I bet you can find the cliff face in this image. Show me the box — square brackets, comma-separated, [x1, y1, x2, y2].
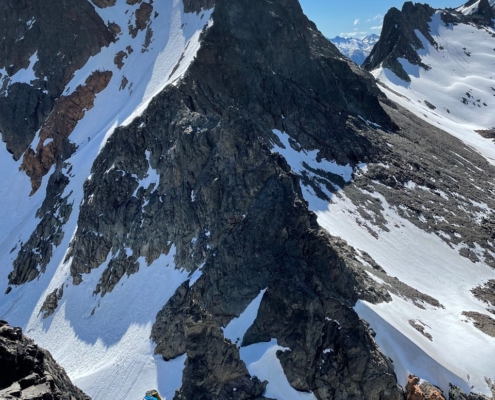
[0, 0, 114, 160]
[62, 0, 403, 398]
[0, 321, 90, 400]
[362, 2, 436, 81]
[1, 0, 495, 399]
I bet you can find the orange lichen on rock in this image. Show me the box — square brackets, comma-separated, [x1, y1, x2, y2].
[21, 70, 112, 194]
[406, 375, 424, 400]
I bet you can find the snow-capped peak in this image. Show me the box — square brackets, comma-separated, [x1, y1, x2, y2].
[329, 34, 379, 65]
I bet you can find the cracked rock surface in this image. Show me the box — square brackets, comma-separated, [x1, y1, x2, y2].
[0, 320, 90, 400]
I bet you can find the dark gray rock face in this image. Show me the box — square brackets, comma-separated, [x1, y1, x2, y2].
[464, 0, 495, 26]
[173, 303, 270, 400]
[0, 0, 114, 159]
[449, 384, 491, 400]
[92, 0, 117, 8]
[9, 164, 74, 286]
[362, 2, 435, 81]
[182, 0, 215, 14]
[57, 0, 403, 398]
[0, 321, 90, 400]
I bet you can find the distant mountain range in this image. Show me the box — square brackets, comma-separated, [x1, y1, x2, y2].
[329, 34, 379, 65]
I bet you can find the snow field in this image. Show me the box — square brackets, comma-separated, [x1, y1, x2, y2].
[317, 190, 495, 396]
[373, 11, 495, 165]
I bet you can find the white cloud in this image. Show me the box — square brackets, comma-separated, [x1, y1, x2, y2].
[367, 14, 384, 22]
[370, 25, 382, 30]
[354, 18, 360, 25]
[339, 31, 368, 38]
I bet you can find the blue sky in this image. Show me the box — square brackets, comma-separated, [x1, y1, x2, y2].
[298, 0, 466, 38]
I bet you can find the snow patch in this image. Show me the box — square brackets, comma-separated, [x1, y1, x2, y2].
[223, 289, 266, 346]
[240, 339, 317, 400]
[271, 129, 355, 210]
[7, 51, 38, 86]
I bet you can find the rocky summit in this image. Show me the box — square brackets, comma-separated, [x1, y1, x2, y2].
[0, 0, 495, 399]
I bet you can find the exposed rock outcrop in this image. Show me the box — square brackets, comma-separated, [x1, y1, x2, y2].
[462, 311, 495, 338]
[406, 375, 446, 400]
[406, 375, 425, 400]
[173, 303, 269, 399]
[0, 0, 114, 160]
[20, 70, 112, 194]
[182, 0, 216, 14]
[420, 381, 446, 400]
[9, 165, 73, 286]
[60, 0, 403, 398]
[129, 2, 153, 38]
[362, 2, 436, 81]
[462, 0, 495, 26]
[39, 286, 64, 319]
[92, 0, 116, 8]
[449, 384, 492, 400]
[0, 321, 90, 400]
[472, 280, 495, 310]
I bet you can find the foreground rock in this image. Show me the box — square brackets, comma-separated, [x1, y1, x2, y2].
[0, 320, 90, 400]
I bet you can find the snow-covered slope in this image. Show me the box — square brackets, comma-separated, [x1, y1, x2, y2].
[372, 11, 495, 165]
[272, 125, 495, 397]
[321, 193, 495, 397]
[0, 1, 213, 398]
[458, 0, 495, 15]
[330, 34, 379, 65]
[270, 9, 495, 392]
[331, 8, 495, 395]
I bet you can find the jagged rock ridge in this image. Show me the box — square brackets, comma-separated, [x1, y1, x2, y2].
[0, 320, 90, 400]
[63, 0, 404, 398]
[1, 0, 495, 399]
[363, 0, 495, 80]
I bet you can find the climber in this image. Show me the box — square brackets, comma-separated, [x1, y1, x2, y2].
[143, 389, 163, 400]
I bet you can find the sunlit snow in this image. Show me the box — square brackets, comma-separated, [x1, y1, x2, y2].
[240, 340, 317, 400]
[373, 11, 495, 165]
[317, 190, 495, 396]
[0, 0, 214, 398]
